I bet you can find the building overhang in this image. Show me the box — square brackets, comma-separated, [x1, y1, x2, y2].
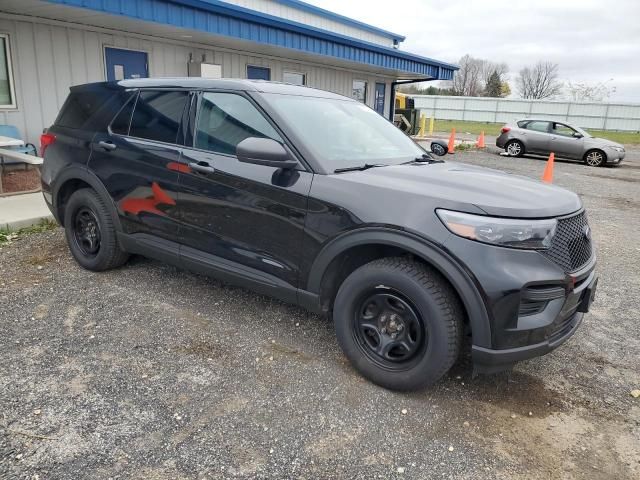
[1, 0, 457, 80]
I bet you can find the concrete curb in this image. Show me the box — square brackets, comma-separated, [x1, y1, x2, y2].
[0, 192, 54, 231]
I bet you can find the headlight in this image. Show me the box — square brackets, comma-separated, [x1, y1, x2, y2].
[436, 209, 557, 250]
[609, 146, 624, 153]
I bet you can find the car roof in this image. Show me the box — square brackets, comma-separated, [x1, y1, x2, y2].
[518, 118, 569, 125]
[71, 78, 350, 100]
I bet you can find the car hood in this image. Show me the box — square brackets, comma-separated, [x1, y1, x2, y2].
[586, 137, 624, 149]
[337, 161, 582, 218]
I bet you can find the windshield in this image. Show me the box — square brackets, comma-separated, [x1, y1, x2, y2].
[264, 94, 425, 170]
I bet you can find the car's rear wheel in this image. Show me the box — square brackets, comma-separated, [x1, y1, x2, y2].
[64, 188, 129, 271]
[505, 139, 524, 157]
[584, 149, 606, 167]
[333, 257, 463, 391]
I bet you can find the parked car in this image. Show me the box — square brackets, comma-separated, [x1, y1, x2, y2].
[496, 118, 625, 167]
[41, 79, 598, 390]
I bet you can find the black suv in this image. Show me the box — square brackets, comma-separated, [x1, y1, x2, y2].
[41, 79, 597, 390]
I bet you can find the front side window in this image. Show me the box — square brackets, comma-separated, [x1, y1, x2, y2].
[283, 72, 306, 86]
[128, 90, 189, 143]
[0, 34, 16, 108]
[195, 92, 282, 155]
[526, 121, 550, 133]
[552, 123, 577, 137]
[264, 94, 424, 171]
[352, 80, 367, 103]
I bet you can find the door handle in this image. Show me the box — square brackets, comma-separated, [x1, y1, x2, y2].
[189, 162, 215, 174]
[98, 141, 117, 151]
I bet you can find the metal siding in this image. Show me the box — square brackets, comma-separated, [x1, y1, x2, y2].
[42, 0, 455, 78]
[0, 17, 397, 144]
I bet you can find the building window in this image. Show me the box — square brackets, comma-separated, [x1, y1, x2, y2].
[0, 34, 16, 108]
[283, 71, 306, 86]
[247, 65, 271, 81]
[352, 80, 367, 104]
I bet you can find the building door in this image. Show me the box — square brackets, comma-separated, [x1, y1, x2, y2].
[247, 65, 271, 80]
[374, 82, 386, 115]
[105, 47, 148, 81]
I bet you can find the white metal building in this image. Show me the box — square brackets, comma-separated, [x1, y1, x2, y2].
[0, 0, 457, 145]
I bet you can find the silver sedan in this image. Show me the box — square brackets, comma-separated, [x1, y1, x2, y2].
[496, 119, 625, 167]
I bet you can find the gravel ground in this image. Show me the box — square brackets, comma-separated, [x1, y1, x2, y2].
[1, 147, 639, 479]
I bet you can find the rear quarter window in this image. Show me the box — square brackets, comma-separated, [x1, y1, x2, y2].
[55, 87, 130, 131]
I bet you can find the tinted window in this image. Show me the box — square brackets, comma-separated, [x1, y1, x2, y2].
[56, 87, 126, 130]
[110, 93, 137, 135]
[247, 65, 270, 80]
[195, 92, 281, 155]
[129, 90, 189, 143]
[525, 121, 550, 133]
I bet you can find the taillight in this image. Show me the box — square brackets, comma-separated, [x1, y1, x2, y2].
[40, 133, 56, 157]
[501, 126, 511, 134]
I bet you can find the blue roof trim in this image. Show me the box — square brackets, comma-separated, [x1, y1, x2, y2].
[268, 0, 406, 42]
[43, 0, 457, 79]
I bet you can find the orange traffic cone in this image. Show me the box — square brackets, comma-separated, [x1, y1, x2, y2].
[447, 128, 456, 154]
[542, 152, 555, 183]
[476, 131, 486, 148]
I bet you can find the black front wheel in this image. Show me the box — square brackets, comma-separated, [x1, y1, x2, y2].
[333, 258, 463, 391]
[64, 188, 129, 271]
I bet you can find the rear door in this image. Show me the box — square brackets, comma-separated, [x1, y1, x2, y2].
[549, 122, 584, 159]
[521, 120, 551, 154]
[89, 89, 190, 242]
[176, 90, 312, 296]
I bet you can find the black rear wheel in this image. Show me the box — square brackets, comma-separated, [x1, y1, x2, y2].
[64, 189, 129, 271]
[334, 257, 463, 390]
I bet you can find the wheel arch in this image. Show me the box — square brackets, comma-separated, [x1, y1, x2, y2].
[305, 228, 492, 348]
[583, 148, 607, 165]
[52, 166, 122, 231]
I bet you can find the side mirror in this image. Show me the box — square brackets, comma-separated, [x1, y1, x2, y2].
[236, 137, 298, 169]
[573, 132, 583, 139]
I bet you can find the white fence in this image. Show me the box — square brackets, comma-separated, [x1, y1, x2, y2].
[412, 95, 640, 132]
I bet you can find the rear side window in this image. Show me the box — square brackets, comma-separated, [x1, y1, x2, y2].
[128, 90, 189, 144]
[524, 120, 550, 133]
[56, 87, 127, 131]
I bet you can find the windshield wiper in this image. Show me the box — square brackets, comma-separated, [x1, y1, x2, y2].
[405, 153, 444, 165]
[334, 163, 387, 173]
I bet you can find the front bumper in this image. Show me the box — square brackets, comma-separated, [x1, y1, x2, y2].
[443, 232, 597, 372]
[606, 150, 625, 164]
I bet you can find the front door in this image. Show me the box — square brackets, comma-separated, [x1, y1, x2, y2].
[549, 122, 585, 159]
[105, 47, 149, 81]
[177, 91, 312, 294]
[374, 83, 386, 115]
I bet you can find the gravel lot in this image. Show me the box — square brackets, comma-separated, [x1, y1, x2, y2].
[1, 147, 639, 479]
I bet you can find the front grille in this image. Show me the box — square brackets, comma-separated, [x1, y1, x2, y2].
[542, 211, 593, 272]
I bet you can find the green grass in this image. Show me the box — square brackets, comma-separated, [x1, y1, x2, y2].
[0, 218, 58, 244]
[430, 119, 640, 145]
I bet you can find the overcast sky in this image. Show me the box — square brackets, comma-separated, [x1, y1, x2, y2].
[307, 0, 640, 101]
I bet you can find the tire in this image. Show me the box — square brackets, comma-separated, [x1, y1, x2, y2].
[63, 188, 129, 271]
[505, 139, 524, 157]
[584, 149, 606, 167]
[333, 257, 463, 391]
[430, 142, 447, 156]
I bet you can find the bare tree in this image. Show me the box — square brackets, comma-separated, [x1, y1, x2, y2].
[451, 54, 483, 96]
[516, 62, 563, 99]
[566, 80, 616, 102]
[481, 60, 508, 88]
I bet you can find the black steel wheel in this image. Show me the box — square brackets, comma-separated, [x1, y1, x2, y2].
[353, 289, 426, 370]
[72, 207, 102, 257]
[64, 188, 129, 271]
[334, 257, 463, 391]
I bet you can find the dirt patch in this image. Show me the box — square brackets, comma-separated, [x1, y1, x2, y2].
[0, 167, 41, 194]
